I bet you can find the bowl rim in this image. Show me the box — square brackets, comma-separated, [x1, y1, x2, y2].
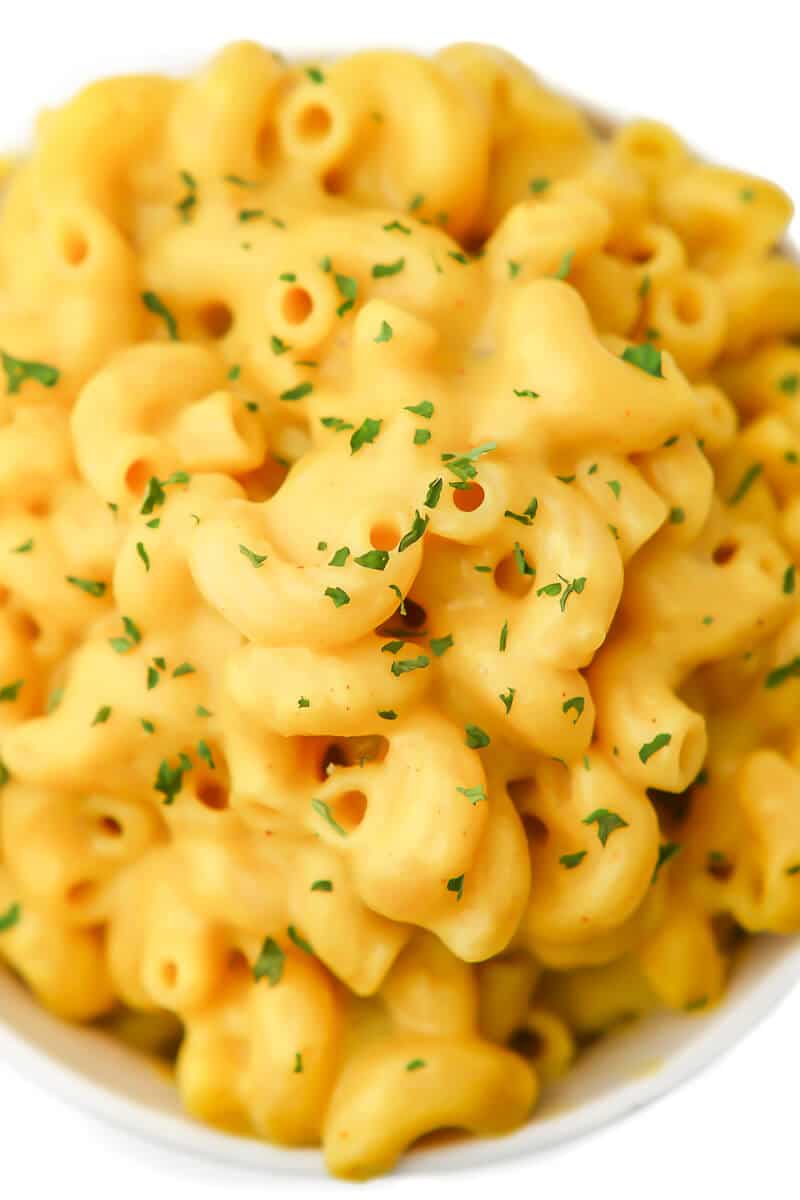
[2, 938, 800, 1177]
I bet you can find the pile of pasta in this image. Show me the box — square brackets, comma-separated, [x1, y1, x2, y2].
[2, 41, 800, 1180]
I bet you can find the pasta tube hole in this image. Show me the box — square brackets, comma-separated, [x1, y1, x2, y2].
[160, 960, 179, 988]
[226, 948, 250, 976]
[330, 789, 368, 832]
[320, 735, 389, 777]
[521, 813, 549, 845]
[712, 540, 738, 565]
[61, 227, 89, 266]
[509, 1027, 544, 1061]
[370, 522, 401, 551]
[452, 483, 485, 513]
[125, 459, 155, 497]
[707, 854, 735, 882]
[198, 301, 234, 339]
[196, 779, 229, 811]
[673, 287, 703, 324]
[323, 167, 347, 195]
[494, 553, 535, 596]
[281, 286, 314, 324]
[97, 815, 123, 838]
[295, 103, 333, 141]
[65, 879, 98, 905]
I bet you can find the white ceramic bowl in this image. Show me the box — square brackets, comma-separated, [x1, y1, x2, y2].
[2, 935, 800, 1176]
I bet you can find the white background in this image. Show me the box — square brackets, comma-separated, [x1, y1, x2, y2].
[1, 1, 797, 1196]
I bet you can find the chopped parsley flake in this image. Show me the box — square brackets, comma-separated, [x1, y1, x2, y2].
[499, 620, 509, 652]
[0, 902, 21, 932]
[424, 477, 443, 508]
[324, 586, 350, 608]
[441, 442, 496, 486]
[374, 320, 393, 343]
[512, 542, 535, 576]
[621, 342, 663, 378]
[390, 655, 429, 676]
[377, 709, 398, 720]
[456, 785, 486, 805]
[141, 291, 179, 341]
[669, 507, 685, 524]
[350, 417, 382, 453]
[429, 633, 453, 657]
[513, 388, 539, 398]
[306, 66, 325, 84]
[562, 696, 584, 724]
[329, 546, 350, 567]
[66, 576, 106, 598]
[253, 936, 284, 985]
[311, 796, 347, 836]
[607, 480, 621, 499]
[508, 260, 521, 279]
[0, 680, 23, 703]
[136, 542, 150, 571]
[372, 258, 405, 278]
[414, 428, 431, 445]
[91, 705, 111, 726]
[140, 719, 155, 734]
[537, 574, 586, 611]
[1, 350, 60, 395]
[504, 498, 538, 526]
[321, 416, 354, 433]
[652, 841, 681, 882]
[11, 538, 33, 554]
[335, 274, 358, 318]
[529, 177, 550, 193]
[176, 169, 197, 222]
[779, 373, 799, 395]
[406, 400, 434, 418]
[406, 1058, 426, 1071]
[154, 757, 189, 805]
[560, 851, 587, 869]
[553, 250, 574, 280]
[583, 808, 629, 846]
[280, 381, 313, 402]
[447, 874, 464, 901]
[639, 732, 672, 762]
[384, 220, 411, 234]
[499, 687, 516, 714]
[271, 335, 290, 355]
[765, 656, 800, 689]
[239, 544, 267, 568]
[294, 1052, 303, 1073]
[465, 724, 490, 749]
[728, 463, 762, 504]
[354, 549, 389, 571]
[398, 510, 429, 552]
[784, 565, 796, 595]
[288, 925, 314, 955]
[311, 879, 333, 891]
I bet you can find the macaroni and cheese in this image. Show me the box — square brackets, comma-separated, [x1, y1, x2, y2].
[1, 41, 799, 1180]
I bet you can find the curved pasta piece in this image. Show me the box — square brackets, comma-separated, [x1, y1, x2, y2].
[516, 753, 660, 952]
[323, 1033, 537, 1180]
[72, 344, 264, 508]
[380, 931, 478, 1035]
[0, 867, 114, 1020]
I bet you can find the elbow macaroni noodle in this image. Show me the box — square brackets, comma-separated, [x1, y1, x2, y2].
[0, 40, 799, 1179]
